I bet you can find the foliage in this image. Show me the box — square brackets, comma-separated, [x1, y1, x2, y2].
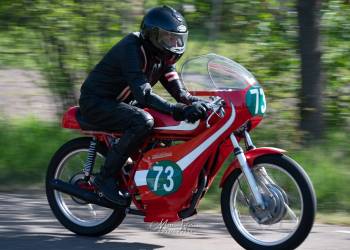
[322, 1, 350, 126]
[0, 0, 141, 114]
[0, 119, 76, 186]
[0, 0, 349, 128]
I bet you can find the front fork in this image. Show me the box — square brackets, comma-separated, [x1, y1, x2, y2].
[230, 131, 265, 209]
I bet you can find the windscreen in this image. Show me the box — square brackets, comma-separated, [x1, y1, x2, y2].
[180, 54, 258, 91]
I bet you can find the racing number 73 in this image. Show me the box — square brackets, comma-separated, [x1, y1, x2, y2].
[153, 166, 174, 192]
[248, 87, 266, 115]
[146, 161, 183, 196]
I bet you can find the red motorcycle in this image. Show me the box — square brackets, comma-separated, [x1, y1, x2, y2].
[46, 54, 316, 250]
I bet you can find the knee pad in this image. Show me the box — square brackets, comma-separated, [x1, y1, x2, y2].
[144, 117, 154, 131]
[132, 111, 154, 135]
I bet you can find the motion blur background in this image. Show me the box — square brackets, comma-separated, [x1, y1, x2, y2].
[0, 0, 349, 222]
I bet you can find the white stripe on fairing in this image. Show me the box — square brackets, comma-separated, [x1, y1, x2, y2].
[134, 170, 148, 186]
[154, 120, 199, 131]
[176, 103, 236, 170]
[133, 103, 236, 186]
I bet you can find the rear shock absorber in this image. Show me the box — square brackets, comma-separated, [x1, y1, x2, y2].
[83, 137, 97, 180]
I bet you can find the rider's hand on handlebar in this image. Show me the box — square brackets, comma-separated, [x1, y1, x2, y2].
[172, 102, 209, 123]
[192, 100, 211, 113]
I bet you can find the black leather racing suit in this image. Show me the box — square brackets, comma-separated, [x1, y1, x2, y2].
[79, 32, 198, 178]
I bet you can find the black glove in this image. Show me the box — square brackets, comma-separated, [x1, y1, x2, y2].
[192, 100, 211, 113]
[172, 102, 208, 123]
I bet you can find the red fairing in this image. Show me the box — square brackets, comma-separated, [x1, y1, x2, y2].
[62, 106, 81, 130]
[132, 103, 236, 222]
[219, 147, 286, 187]
[144, 108, 179, 127]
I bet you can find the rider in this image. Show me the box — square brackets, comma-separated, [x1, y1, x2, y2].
[79, 6, 209, 205]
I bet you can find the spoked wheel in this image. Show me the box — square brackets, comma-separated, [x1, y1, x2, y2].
[46, 137, 126, 236]
[221, 154, 316, 250]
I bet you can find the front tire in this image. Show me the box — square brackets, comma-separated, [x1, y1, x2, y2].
[46, 137, 126, 236]
[221, 154, 316, 250]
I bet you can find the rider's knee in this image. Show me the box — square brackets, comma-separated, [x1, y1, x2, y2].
[144, 117, 154, 131]
[133, 111, 154, 134]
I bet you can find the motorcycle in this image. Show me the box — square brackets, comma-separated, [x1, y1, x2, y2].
[46, 53, 316, 250]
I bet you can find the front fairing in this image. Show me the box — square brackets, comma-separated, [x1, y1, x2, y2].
[181, 54, 266, 128]
[180, 53, 259, 91]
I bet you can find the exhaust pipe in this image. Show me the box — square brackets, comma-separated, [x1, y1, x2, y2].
[49, 179, 119, 209]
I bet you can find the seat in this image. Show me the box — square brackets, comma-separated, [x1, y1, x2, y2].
[62, 106, 118, 133]
[76, 109, 105, 131]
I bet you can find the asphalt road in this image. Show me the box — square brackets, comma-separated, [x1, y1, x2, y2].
[0, 191, 349, 250]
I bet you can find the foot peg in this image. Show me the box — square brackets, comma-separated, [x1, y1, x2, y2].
[120, 190, 130, 198]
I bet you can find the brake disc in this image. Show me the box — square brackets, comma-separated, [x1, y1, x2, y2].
[249, 184, 288, 225]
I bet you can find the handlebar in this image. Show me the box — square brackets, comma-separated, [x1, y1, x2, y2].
[205, 96, 225, 128]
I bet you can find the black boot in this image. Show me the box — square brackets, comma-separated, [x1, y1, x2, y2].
[93, 175, 129, 206]
[94, 119, 153, 206]
[93, 149, 129, 206]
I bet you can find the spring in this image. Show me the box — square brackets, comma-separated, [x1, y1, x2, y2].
[83, 138, 97, 177]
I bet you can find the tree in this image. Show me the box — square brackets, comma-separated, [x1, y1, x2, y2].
[297, 0, 324, 140]
[0, 0, 125, 115]
[209, 0, 223, 40]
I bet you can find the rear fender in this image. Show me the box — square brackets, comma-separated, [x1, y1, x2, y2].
[62, 106, 80, 129]
[219, 147, 286, 187]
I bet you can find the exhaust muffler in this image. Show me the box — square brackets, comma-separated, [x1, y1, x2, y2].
[49, 179, 118, 209]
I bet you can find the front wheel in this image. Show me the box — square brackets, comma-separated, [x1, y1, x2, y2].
[221, 154, 316, 250]
[46, 137, 126, 236]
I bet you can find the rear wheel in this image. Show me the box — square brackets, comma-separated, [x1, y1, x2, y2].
[46, 137, 126, 236]
[221, 154, 316, 250]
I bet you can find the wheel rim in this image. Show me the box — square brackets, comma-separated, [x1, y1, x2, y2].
[229, 163, 303, 246]
[53, 149, 114, 227]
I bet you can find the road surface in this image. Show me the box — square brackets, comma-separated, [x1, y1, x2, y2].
[0, 191, 349, 250]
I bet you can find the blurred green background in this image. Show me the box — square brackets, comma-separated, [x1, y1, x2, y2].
[0, 0, 349, 221]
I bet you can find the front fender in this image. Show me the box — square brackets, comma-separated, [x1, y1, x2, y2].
[219, 147, 286, 187]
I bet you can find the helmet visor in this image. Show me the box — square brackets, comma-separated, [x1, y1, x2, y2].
[157, 28, 188, 54]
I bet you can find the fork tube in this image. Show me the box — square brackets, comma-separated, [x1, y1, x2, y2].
[244, 130, 256, 150]
[244, 131, 272, 185]
[230, 134, 265, 208]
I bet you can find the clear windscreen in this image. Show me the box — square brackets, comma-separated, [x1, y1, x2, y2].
[180, 54, 258, 91]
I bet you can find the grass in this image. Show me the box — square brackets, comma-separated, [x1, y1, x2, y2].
[0, 118, 76, 187]
[289, 134, 350, 213]
[316, 212, 350, 226]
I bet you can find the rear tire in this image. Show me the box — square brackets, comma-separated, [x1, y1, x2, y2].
[221, 154, 316, 250]
[46, 137, 126, 236]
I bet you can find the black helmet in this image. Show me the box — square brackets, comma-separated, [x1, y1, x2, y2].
[140, 6, 188, 65]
